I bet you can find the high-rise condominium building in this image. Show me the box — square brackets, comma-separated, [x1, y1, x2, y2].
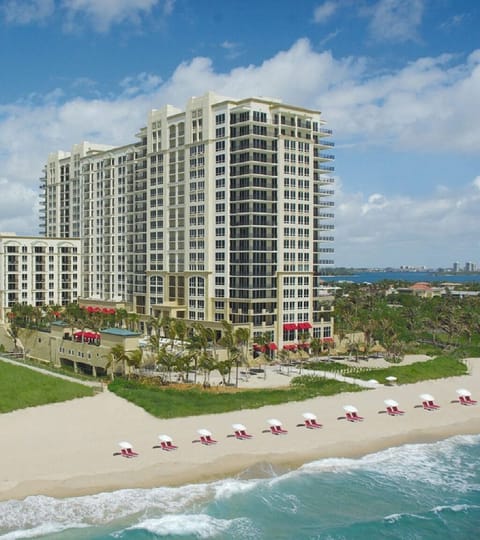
[41, 92, 335, 347]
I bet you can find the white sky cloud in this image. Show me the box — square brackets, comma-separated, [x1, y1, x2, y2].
[1, 0, 54, 24]
[61, 0, 160, 32]
[366, 0, 425, 43]
[335, 177, 480, 267]
[0, 38, 478, 265]
[313, 1, 339, 24]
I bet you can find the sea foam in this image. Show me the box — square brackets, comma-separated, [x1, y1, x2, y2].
[120, 514, 251, 538]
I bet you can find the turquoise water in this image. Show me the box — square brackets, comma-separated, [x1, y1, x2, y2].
[1, 434, 479, 539]
[322, 271, 480, 284]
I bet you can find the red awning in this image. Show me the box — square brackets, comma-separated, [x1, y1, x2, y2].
[283, 344, 297, 351]
[297, 322, 312, 330]
[268, 343, 278, 350]
[298, 342, 310, 349]
[322, 337, 334, 342]
[283, 323, 298, 331]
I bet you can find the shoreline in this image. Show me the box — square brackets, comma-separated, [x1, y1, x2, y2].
[1, 358, 480, 502]
[6, 420, 480, 503]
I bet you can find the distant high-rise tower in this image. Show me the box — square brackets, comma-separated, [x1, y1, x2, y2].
[41, 93, 335, 347]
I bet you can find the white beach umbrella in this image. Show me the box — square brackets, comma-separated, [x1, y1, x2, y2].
[197, 428, 212, 437]
[232, 423, 247, 431]
[118, 441, 133, 449]
[367, 379, 379, 386]
[385, 376, 397, 383]
[384, 399, 399, 408]
[343, 405, 358, 414]
[158, 434, 173, 443]
[268, 418, 283, 427]
[419, 393, 435, 401]
[456, 389, 472, 397]
[302, 412, 317, 421]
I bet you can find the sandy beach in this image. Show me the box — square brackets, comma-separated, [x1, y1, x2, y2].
[1, 357, 480, 502]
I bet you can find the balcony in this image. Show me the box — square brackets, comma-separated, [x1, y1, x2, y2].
[314, 152, 335, 160]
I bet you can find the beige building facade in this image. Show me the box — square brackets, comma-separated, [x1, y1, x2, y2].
[0, 233, 81, 322]
[41, 93, 335, 348]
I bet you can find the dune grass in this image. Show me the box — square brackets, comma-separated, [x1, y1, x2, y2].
[0, 361, 94, 413]
[108, 377, 364, 419]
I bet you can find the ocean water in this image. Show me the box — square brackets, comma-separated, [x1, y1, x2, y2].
[322, 271, 480, 284]
[1, 435, 479, 539]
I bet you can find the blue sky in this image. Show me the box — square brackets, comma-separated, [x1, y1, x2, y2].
[1, 0, 479, 268]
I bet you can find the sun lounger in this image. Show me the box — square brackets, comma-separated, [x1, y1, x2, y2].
[302, 412, 322, 429]
[268, 419, 288, 435]
[386, 405, 405, 415]
[118, 441, 138, 457]
[197, 429, 217, 445]
[384, 399, 405, 416]
[158, 435, 178, 451]
[420, 394, 440, 411]
[457, 389, 477, 406]
[343, 406, 364, 422]
[232, 423, 253, 439]
[422, 401, 438, 410]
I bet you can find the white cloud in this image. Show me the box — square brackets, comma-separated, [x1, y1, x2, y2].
[313, 1, 338, 24]
[1, 0, 54, 25]
[220, 40, 243, 60]
[0, 38, 479, 266]
[335, 177, 480, 267]
[61, 0, 160, 32]
[119, 73, 163, 97]
[2, 0, 173, 31]
[366, 0, 425, 43]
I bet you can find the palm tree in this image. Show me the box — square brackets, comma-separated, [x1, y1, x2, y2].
[127, 348, 144, 375]
[156, 345, 177, 382]
[198, 350, 217, 386]
[234, 326, 251, 386]
[185, 324, 206, 384]
[219, 321, 239, 384]
[105, 344, 129, 379]
[6, 321, 21, 354]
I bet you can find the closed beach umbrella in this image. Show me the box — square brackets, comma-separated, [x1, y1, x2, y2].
[158, 435, 173, 443]
[302, 412, 317, 421]
[456, 389, 471, 397]
[197, 428, 212, 437]
[232, 423, 247, 432]
[268, 418, 283, 427]
[420, 393, 435, 402]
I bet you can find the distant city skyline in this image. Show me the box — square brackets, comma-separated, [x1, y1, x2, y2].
[0, 0, 479, 267]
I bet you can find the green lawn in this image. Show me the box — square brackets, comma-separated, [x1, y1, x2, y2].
[108, 377, 364, 419]
[0, 361, 94, 413]
[109, 356, 470, 419]
[309, 356, 468, 385]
